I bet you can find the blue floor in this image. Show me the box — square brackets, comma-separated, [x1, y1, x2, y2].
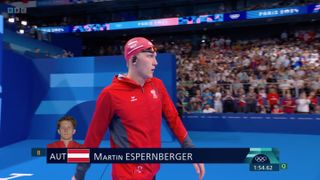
[1, 131, 320, 180]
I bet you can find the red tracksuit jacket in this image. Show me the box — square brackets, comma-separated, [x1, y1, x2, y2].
[47, 141, 82, 148]
[84, 75, 194, 180]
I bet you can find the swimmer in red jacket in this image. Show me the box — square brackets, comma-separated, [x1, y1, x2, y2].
[73, 37, 205, 180]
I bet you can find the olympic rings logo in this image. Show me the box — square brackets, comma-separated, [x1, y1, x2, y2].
[254, 155, 267, 163]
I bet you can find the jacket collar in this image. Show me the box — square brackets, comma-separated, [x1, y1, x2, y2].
[113, 74, 152, 87]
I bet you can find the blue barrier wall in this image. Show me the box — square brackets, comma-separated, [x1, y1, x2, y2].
[0, 49, 35, 147]
[0, 52, 176, 147]
[183, 113, 320, 135]
[0, 15, 3, 145]
[28, 53, 176, 143]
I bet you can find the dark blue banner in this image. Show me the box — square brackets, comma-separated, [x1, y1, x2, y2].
[224, 11, 246, 21]
[37, 4, 316, 34]
[37, 0, 97, 7]
[89, 148, 249, 163]
[308, 4, 320, 13]
[46, 148, 251, 163]
[37, 26, 72, 33]
[247, 6, 307, 19]
[45, 148, 284, 164]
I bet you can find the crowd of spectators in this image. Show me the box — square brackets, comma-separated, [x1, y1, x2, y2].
[163, 29, 320, 114]
[80, 27, 320, 115]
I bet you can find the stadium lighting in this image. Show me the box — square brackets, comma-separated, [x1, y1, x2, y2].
[18, 29, 24, 34]
[8, 17, 15, 23]
[21, 20, 27, 26]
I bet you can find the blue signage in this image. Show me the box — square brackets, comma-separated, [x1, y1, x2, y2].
[36, 4, 315, 34]
[37, 0, 97, 7]
[224, 11, 246, 21]
[247, 6, 307, 19]
[196, 14, 224, 23]
[72, 24, 108, 32]
[308, 4, 320, 13]
[109, 18, 178, 30]
[178, 14, 223, 25]
[109, 21, 139, 30]
[37, 26, 71, 33]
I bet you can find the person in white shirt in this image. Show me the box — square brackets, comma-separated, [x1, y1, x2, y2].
[296, 92, 311, 113]
[214, 89, 223, 113]
[202, 104, 216, 113]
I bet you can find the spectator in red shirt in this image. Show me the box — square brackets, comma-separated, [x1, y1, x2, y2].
[282, 93, 296, 114]
[267, 88, 280, 109]
[47, 116, 82, 148]
[308, 91, 318, 113]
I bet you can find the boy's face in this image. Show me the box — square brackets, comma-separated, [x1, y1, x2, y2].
[134, 51, 158, 79]
[58, 120, 75, 141]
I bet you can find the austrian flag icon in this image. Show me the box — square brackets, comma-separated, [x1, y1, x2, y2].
[67, 149, 90, 163]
